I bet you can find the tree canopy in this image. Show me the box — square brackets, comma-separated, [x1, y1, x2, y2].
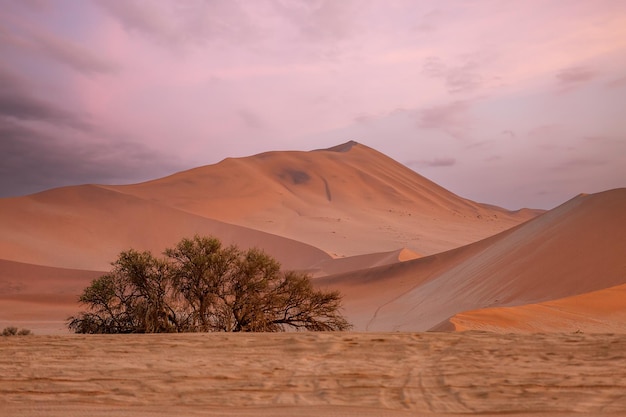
[68, 236, 351, 333]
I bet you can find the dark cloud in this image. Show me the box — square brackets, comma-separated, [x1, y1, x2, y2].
[555, 66, 597, 91]
[406, 157, 456, 168]
[417, 101, 472, 139]
[0, 120, 184, 198]
[0, 67, 91, 130]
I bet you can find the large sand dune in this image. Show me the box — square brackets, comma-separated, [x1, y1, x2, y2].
[103, 141, 537, 257]
[0, 184, 330, 271]
[318, 188, 626, 332]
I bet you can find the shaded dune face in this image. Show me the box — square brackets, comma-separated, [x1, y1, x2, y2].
[317, 188, 626, 332]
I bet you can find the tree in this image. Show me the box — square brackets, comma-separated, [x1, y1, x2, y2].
[68, 250, 179, 334]
[68, 236, 351, 333]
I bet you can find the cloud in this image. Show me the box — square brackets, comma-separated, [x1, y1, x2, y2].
[0, 120, 184, 198]
[422, 56, 483, 93]
[555, 66, 597, 91]
[28, 31, 118, 75]
[551, 156, 607, 171]
[606, 75, 626, 89]
[94, 0, 255, 48]
[417, 101, 472, 139]
[501, 130, 516, 139]
[238, 109, 266, 130]
[406, 157, 457, 168]
[414, 9, 443, 32]
[0, 67, 92, 130]
[0, 11, 117, 76]
[527, 124, 562, 138]
[272, 0, 357, 43]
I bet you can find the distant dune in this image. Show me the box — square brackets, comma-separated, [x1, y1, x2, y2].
[0, 184, 330, 271]
[103, 141, 537, 257]
[0, 141, 624, 334]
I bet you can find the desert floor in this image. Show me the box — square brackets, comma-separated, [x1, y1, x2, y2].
[1, 332, 625, 417]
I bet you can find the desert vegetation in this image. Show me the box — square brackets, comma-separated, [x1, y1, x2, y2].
[68, 235, 351, 333]
[2, 326, 32, 336]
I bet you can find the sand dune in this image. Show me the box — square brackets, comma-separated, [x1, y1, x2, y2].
[2, 332, 625, 417]
[0, 259, 103, 334]
[0, 184, 330, 271]
[307, 248, 421, 278]
[449, 283, 626, 333]
[104, 141, 537, 257]
[318, 188, 626, 331]
[0, 142, 623, 336]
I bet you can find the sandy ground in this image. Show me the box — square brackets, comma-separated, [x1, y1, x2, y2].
[1, 332, 625, 417]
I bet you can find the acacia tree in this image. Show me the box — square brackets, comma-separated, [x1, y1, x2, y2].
[68, 236, 351, 333]
[68, 250, 179, 334]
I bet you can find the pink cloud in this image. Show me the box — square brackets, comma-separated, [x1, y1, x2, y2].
[555, 66, 597, 92]
[418, 101, 473, 139]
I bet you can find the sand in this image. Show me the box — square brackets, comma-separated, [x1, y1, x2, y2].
[450, 283, 626, 333]
[318, 188, 626, 332]
[2, 332, 625, 417]
[101, 142, 538, 257]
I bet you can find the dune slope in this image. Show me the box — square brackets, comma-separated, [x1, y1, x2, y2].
[449, 283, 626, 333]
[318, 188, 626, 331]
[104, 141, 538, 257]
[0, 184, 331, 271]
[0, 259, 103, 334]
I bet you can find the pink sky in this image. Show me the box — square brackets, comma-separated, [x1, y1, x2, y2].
[1, 0, 625, 209]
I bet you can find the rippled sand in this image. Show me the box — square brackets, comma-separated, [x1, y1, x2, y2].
[2, 332, 625, 416]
